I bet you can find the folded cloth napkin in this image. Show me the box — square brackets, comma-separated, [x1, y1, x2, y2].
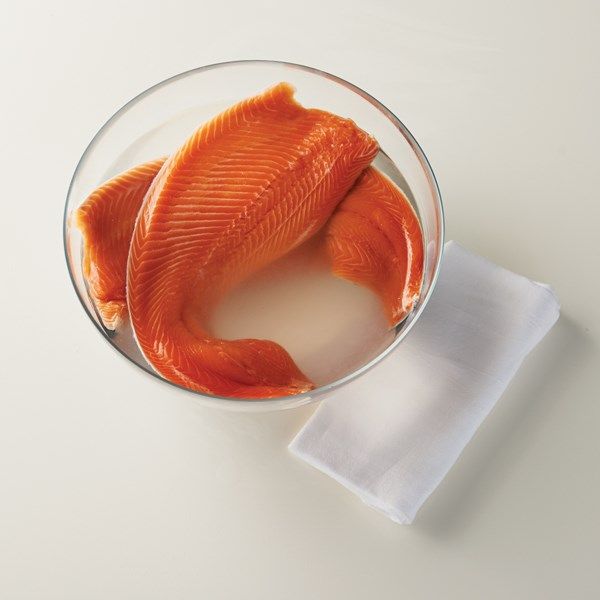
[289, 241, 560, 524]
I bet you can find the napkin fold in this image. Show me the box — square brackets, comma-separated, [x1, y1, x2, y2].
[289, 241, 560, 523]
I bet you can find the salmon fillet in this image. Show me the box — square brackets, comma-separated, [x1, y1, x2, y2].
[127, 83, 379, 398]
[74, 158, 167, 329]
[324, 167, 424, 325]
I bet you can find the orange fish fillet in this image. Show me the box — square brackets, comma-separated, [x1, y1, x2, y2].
[324, 167, 424, 325]
[127, 83, 379, 398]
[74, 158, 167, 329]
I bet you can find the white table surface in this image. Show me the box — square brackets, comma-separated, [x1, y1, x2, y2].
[2, 1, 599, 598]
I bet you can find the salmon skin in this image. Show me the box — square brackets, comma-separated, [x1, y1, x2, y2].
[324, 166, 424, 325]
[73, 158, 167, 329]
[126, 82, 379, 398]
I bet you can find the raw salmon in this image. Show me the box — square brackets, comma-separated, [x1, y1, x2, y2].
[324, 166, 424, 325]
[127, 83, 379, 398]
[74, 158, 167, 329]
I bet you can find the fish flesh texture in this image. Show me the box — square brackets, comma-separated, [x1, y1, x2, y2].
[73, 158, 166, 329]
[324, 166, 424, 325]
[126, 83, 379, 397]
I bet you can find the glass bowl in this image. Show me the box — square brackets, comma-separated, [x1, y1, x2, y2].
[64, 60, 444, 411]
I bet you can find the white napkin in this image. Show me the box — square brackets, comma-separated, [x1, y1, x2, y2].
[289, 241, 560, 524]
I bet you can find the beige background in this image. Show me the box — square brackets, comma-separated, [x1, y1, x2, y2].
[1, 1, 599, 598]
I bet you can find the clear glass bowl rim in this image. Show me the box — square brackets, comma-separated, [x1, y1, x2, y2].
[63, 59, 445, 410]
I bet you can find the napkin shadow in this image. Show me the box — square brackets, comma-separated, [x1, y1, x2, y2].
[415, 314, 591, 538]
